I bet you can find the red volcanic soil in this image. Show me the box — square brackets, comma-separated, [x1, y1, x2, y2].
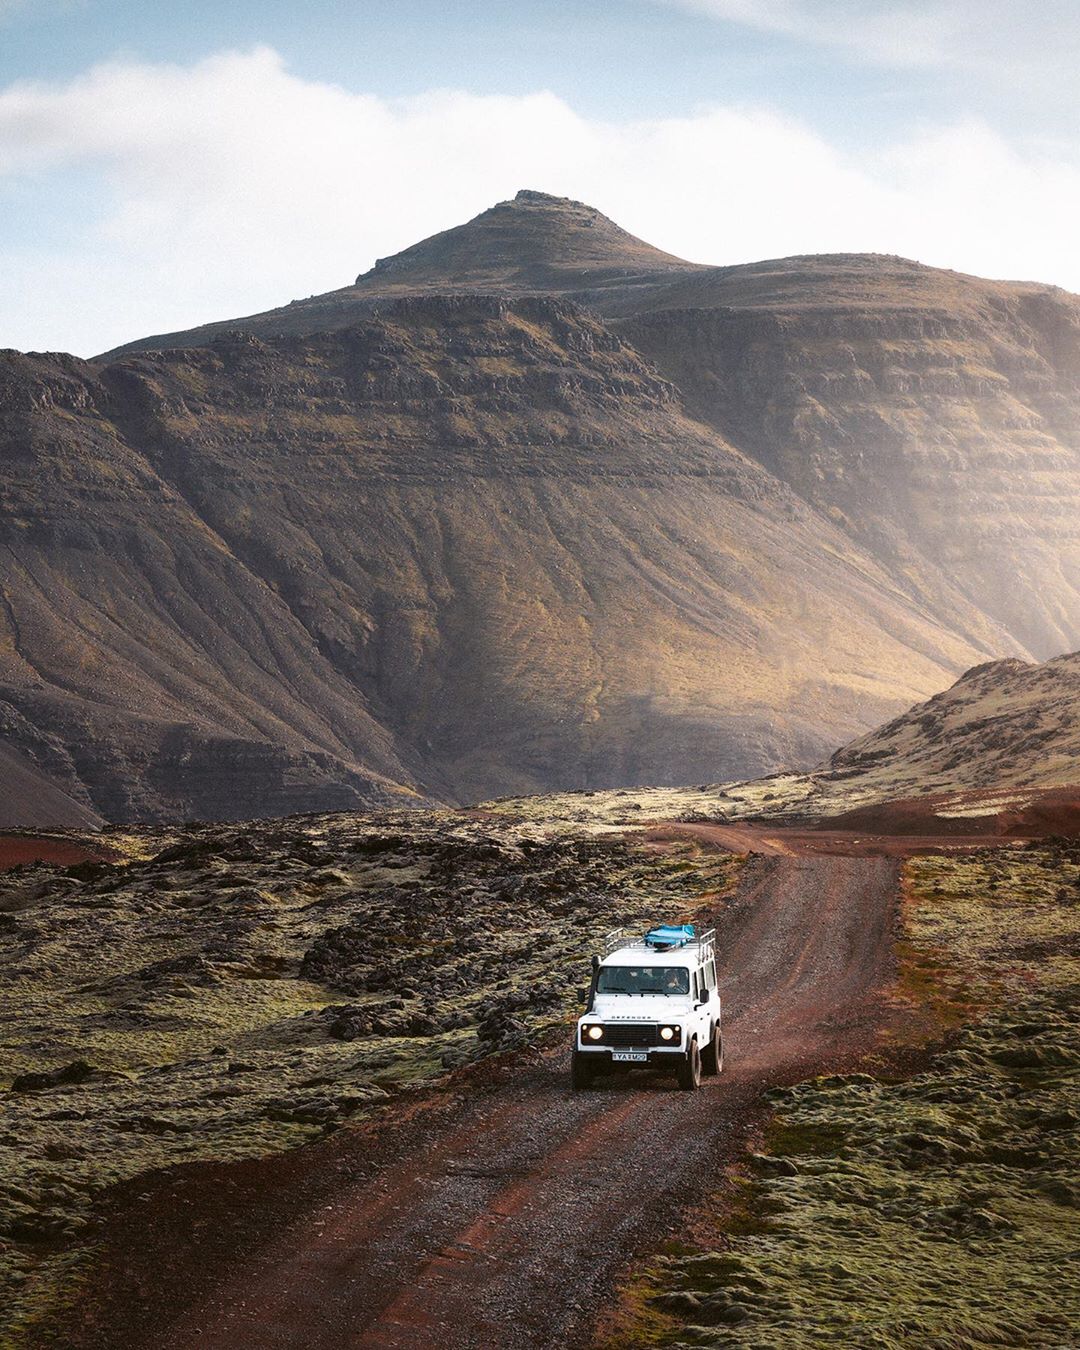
[814, 786, 1080, 840]
[0, 833, 113, 871]
[646, 819, 1011, 859]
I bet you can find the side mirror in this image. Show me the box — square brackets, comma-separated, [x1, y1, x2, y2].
[577, 986, 589, 1002]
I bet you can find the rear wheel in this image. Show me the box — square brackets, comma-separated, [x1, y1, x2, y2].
[702, 1022, 724, 1075]
[571, 1050, 596, 1090]
[677, 1039, 702, 1091]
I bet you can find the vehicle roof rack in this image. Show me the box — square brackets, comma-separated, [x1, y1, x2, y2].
[599, 924, 718, 960]
[600, 927, 626, 957]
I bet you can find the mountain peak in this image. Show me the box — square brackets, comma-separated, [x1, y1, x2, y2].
[361, 189, 697, 287]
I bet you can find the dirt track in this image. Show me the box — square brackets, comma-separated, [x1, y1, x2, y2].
[140, 842, 899, 1350]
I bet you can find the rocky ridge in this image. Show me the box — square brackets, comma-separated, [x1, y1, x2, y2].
[484, 650, 1080, 830]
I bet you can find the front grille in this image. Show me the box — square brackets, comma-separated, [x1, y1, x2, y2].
[604, 1023, 661, 1047]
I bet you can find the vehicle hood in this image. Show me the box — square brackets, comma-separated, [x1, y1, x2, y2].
[589, 994, 692, 1022]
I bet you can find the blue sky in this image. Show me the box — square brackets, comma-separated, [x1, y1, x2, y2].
[2, 0, 1079, 354]
[0, 0, 959, 133]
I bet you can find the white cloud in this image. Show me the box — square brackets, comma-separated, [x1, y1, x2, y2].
[1, 46, 1079, 355]
[658, 0, 1080, 73]
[659, 0, 958, 65]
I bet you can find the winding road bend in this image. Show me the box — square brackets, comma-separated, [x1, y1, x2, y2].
[142, 839, 899, 1350]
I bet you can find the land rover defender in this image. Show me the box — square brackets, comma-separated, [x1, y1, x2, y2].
[571, 923, 723, 1091]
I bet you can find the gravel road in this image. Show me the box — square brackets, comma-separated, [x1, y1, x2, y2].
[144, 842, 899, 1350]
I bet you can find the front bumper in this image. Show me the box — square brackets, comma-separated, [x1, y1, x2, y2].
[575, 1046, 685, 1066]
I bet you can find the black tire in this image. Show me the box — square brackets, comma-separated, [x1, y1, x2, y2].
[677, 1039, 701, 1091]
[571, 1050, 596, 1090]
[702, 1021, 724, 1076]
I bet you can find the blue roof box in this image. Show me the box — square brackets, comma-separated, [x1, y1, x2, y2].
[644, 923, 695, 950]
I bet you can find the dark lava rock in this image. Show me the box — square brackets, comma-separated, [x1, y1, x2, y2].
[10, 1060, 95, 1093]
[148, 839, 224, 867]
[64, 860, 121, 883]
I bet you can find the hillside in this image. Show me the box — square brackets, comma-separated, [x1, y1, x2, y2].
[7, 189, 1080, 822]
[1, 296, 988, 821]
[483, 650, 1080, 831]
[0, 744, 102, 829]
[101, 193, 1080, 667]
[829, 651, 1080, 795]
[620, 254, 1080, 660]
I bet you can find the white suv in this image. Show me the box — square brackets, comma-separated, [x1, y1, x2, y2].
[571, 924, 723, 1091]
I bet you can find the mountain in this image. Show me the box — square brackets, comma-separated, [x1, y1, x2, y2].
[2, 296, 989, 821]
[103, 194, 1080, 665]
[829, 651, 1080, 796]
[4, 189, 1080, 823]
[98, 191, 708, 359]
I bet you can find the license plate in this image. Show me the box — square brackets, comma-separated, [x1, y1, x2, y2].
[612, 1051, 648, 1062]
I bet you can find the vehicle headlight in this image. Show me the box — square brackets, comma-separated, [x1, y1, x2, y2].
[659, 1025, 679, 1041]
[585, 1024, 604, 1041]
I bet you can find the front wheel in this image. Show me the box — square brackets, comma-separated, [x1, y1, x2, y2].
[571, 1050, 596, 1090]
[677, 1039, 702, 1091]
[702, 1022, 724, 1076]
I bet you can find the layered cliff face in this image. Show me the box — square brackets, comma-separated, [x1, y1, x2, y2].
[102, 194, 1080, 668]
[6, 190, 1080, 822]
[1, 296, 993, 819]
[619, 255, 1080, 659]
[0, 348, 425, 821]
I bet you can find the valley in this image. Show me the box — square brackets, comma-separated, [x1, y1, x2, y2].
[2, 189, 1079, 1350]
[1, 763, 1077, 1347]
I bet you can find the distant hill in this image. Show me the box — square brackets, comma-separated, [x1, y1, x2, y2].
[829, 652, 1080, 796]
[480, 651, 1080, 832]
[4, 190, 1080, 823]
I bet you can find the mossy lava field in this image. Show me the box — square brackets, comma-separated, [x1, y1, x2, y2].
[0, 810, 735, 1343]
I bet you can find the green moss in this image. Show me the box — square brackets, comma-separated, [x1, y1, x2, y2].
[0, 809, 741, 1341]
[619, 845, 1080, 1347]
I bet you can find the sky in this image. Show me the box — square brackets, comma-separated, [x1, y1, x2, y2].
[1, 0, 1079, 356]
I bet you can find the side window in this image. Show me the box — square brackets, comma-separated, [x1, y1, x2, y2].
[694, 970, 704, 1002]
[706, 961, 717, 991]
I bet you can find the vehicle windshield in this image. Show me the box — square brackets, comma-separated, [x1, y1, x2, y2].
[596, 965, 690, 995]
